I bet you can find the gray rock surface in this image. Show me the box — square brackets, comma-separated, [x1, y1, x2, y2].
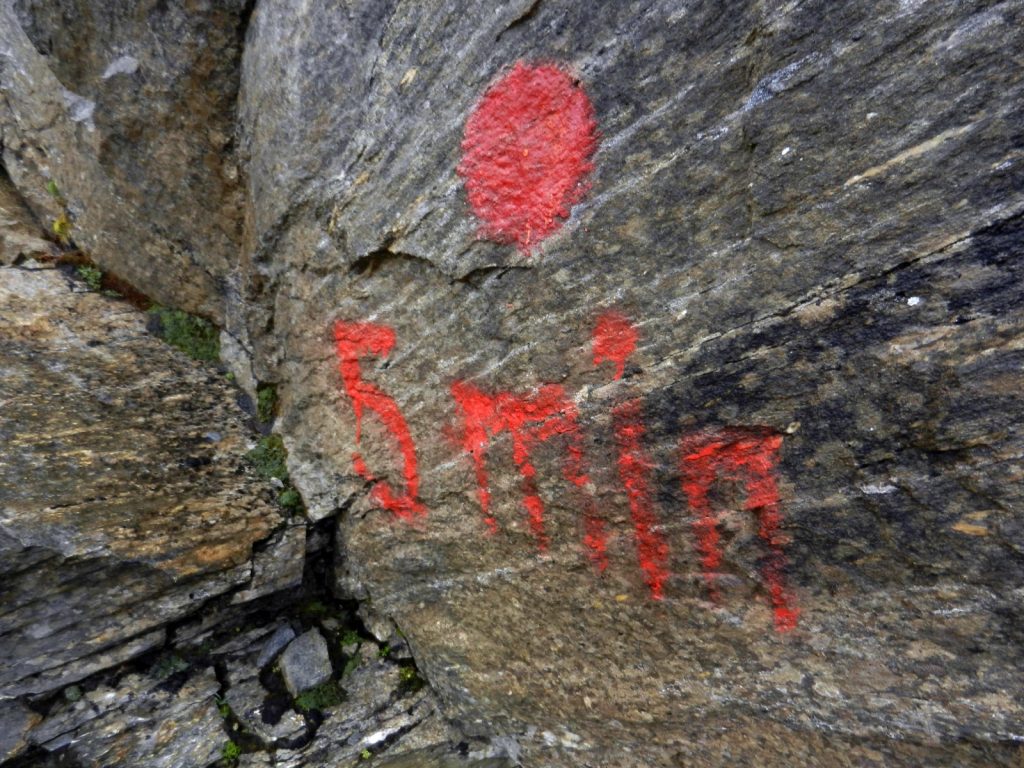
[0, 264, 287, 700]
[0, 701, 39, 762]
[28, 667, 223, 768]
[279, 629, 332, 696]
[257, 624, 297, 669]
[0, 171, 54, 266]
[1, 0, 1023, 766]
[236, 0, 1024, 765]
[0, 0, 248, 318]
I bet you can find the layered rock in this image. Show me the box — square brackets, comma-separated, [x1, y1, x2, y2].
[0, 264, 291, 704]
[238, 0, 1024, 765]
[1, 0, 1023, 765]
[0, 0, 248, 318]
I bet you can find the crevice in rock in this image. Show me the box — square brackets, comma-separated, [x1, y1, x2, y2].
[452, 265, 530, 290]
[495, 0, 544, 42]
[348, 244, 435, 279]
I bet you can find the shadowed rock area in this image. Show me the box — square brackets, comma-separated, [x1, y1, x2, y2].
[1, 0, 1023, 765]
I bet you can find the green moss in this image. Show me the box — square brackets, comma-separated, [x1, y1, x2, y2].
[63, 685, 83, 703]
[360, 748, 372, 760]
[339, 630, 361, 647]
[245, 434, 288, 482]
[148, 305, 220, 362]
[294, 680, 344, 712]
[76, 265, 103, 291]
[221, 739, 241, 765]
[256, 384, 277, 423]
[46, 179, 63, 200]
[299, 598, 330, 617]
[399, 665, 424, 692]
[150, 653, 189, 679]
[278, 488, 302, 510]
[215, 695, 231, 719]
[377, 644, 391, 659]
[341, 655, 360, 678]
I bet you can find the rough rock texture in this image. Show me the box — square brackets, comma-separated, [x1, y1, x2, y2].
[237, 1, 1024, 765]
[0, 170, 54, 265]
[28, 667, 224, 768]
[0, 0, 248, 318]
[2, 0, 1024, 766]
[279, 629, 332, 696]
[0, 264, 290, 702]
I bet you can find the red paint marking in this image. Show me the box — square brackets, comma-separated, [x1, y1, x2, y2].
[593, 311, 639, 381]
[593, 313, 669, 597]
[333, 321, 426, 521]
[451, 380, 607, 569]
[680, 429, 799, 631]
[613, 399, 671, 599]
[458, 61, 599, 253]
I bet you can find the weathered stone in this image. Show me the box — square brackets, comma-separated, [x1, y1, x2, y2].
[0, 170, 54, 266]
[257, 625, 298, 669]
[266, 666, 449, 768]
[29, 667, 223, 768]
[0, 264, 283, 698]
[236, 0, 1024, 765]
[279, 629, 332, 696]
[0, 700, 40, 762]
[0, 0, 248, 318]
[2, 0, 1023, 764]
[232, 522, 306, 604]
[225, 676, 309, 749]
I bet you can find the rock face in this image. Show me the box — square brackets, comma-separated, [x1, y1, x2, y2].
[0, 264, 288, 701]
[0, 0, 248, 318]
[279, 629, 332, 696]
[237, 1, 1024, 765]
[2, 0, 1024, 766]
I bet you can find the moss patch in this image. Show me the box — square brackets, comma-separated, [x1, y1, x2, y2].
[148, 306, 220, 362]
[221, 739, 241, 766]
[76, 265, 103, 291]
[256, 383, 278, 423]
[246, 434, 289, 482]
[246, 435, 306, 514]
[294, 680, 345, 712]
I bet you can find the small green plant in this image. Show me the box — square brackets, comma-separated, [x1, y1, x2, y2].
[150, 653, 189, 680]
[77, 265, 103, 291]
[148, 305, 220, 362]
[215, 694, 231, 719]
[256, 383, 277, 423]
[377, 644, 391, 659]
[245, 434, 289, 482]
[51, 211, 73, 245]
[339, 630, 361, 647]
[294, 681, 344, 712]
[360, 748, 372, 760]
[46, 179, 73, 246]
[221, 739, 241, 765]
[278, 488, 302, 510]
[399, 665, 424, 692]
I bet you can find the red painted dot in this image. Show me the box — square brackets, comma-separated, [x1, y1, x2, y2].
[458, 61, 599, 253]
